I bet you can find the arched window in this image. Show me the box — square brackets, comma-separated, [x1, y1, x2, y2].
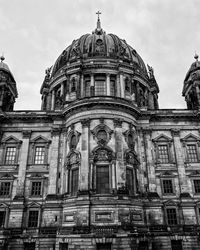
[93, 147, 114, 194]
[66, 152, 80, 196]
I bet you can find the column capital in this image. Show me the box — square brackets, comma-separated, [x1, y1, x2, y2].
[171, 129, 180, 137]
[22, 130, 32, 139]
[81, 119, 90, 128]
[114, 118, 123, 128]
[51, 127, 62, 136]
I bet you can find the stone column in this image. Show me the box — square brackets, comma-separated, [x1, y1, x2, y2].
[48, 128, 61, 194]
[65, 76, 70, 102]
[61, 82, 64, 96]
[195, 82, 200, 106]
[51, 90, 55, 110]
[143, 129, 157, 192]
[116, 74, 121, 97]
[79, 119, 90, 191]
[171, 129, 188, 193]
[120, 73, 124, 98]
[16, 130, 32, 196]
[114, 119, 125, 190]
[80, 74, 84, 98]
[90, 74, 95, 96]
[106, 73, 111, 96]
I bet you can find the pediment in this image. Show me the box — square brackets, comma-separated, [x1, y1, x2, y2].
[0, 203, 8, 208]
[181, 133, 200, 142]
[27, 201, 41, 208]
[152, 134, 172, 142]
[0, 174, 15, 180]
[159, 171, 176, 178]
[1, 135, 22, 144]
[164, 199, 178, 207]
[30, 135, 51, 144]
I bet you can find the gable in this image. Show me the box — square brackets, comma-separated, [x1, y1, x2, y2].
[181, 133, 200, 142]
[30, 135, 51, 144]
[152, 134, 172, 142]
[1, 135, 22, 144]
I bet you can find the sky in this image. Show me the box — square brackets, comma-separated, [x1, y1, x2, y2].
[0, 0, 199, 110]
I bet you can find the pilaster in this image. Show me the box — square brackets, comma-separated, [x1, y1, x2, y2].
[48, 127, 61, 194]
[80, 119, 90, 191]
[171, 129, 188, 193]
[16, 130, 32, 196]
[114, 119, 125, 189]
[106, 73, 111, 96]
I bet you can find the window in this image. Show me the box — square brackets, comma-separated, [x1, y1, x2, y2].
[85, 81, 90, 97]
[0, 211, 6, 227]
[71, 78, 76, 92]
[24, 242, 35, 250]
[126, 168, 134, 194]
[158, 145, 169, 163]
[0, 182, 11, 196]
[34, 146, 45, 164]
[28, 210, 39, 228]
[31, 182, 42, 196]
[166, 208, 177, 225]
[96, 243, 111, 250]
[138, 241, 148, 250]
[59, 243, 68, 250]
[193, 179, 200, 193]
[96, 166, 110, 194]
[125, 78, 130, 92]
[110, 80, 115, 96]
[71, 168, 79, 196]
[95, 81, 106, 96]
[187, 144, 198, 162]
[5, 147, 16, 165]
[162, 179, 173, 194]
[171, 240, 182, 250]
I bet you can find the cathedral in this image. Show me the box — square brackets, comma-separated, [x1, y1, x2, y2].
[0, 15, 200, 250]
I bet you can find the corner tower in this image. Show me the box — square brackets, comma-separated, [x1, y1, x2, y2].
[183, 53, 200, 109]
[0, 56, 18, 111]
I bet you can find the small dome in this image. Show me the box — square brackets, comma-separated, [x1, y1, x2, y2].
[51, 22, 147, 77]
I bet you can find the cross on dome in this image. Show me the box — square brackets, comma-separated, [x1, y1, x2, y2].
[95, 11, 102, 33]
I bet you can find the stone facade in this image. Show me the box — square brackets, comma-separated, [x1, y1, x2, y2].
[0, 18, 200, 250]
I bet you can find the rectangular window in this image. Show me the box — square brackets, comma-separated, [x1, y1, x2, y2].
[0, 182, 11, 196]
[31, 182, 42, 196]
[166, 208, 177, 225]
[59, 243, 68, 250]
[5, 147, 16, 165]
[194, 179, 200, 193]
[96, 166, 109, 194]
[187, 144, 198, 162]
[138, 241, 148, 250]
[95, 81, 106, 96]
[34, 146, 45, 164]
[126, 168, 134, 194]
[110, 81, 115, 96]
[163, 179, 173, 194]
[85, 81, 90, 97]
[158, 145, 169, 163]
[0, 211, 6, 227]
[24, 242, 35, 250]
[71, 169, 79, 196]
[96, 243, 111, 250]
[171, 240, 182, 250]
[28, 210, 39, 228]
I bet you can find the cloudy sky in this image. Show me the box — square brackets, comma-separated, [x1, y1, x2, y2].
[0, 0, 199, 110]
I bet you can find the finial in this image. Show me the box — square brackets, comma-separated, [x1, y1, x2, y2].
[194, 51, 199, 61]
[0, 54, 5, 62]
[96, 11, 102, 30]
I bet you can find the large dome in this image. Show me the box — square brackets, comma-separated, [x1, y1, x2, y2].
[51, 19, 147, 77]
